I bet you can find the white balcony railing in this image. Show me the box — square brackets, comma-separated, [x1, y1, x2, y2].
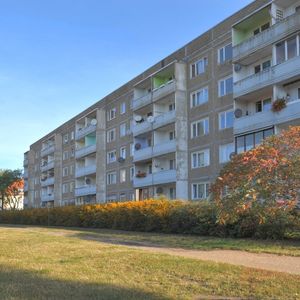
[75, 144, 97, 159]
[133, 146, 153, 162]
[152, 80, 176, 102]
[132, 93, 152, 111]
[75, 124, 97, 140]
[75, 185, 97, 197]
[234, 99, 300, 135]
[233, 12, 300, 62]
[132, 121, 152, 136]
[41, 177, 55, 187]
[75, 164, 97, 178]
[41, 144, 55, 157]
[41, 194, 54, 202]
[234, 56, 300, 98]
[40, 160, 55, 172]
[153, 140, 176, 157]
[133, 169, 176, 188]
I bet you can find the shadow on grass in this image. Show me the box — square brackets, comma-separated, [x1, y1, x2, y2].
[0, 265, 169, 300]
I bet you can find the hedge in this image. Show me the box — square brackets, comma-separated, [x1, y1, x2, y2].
[0, 199, 298, 239]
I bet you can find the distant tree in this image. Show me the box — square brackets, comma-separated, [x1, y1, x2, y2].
[211, 126, 300, 224]
[0, 169, 23, 210]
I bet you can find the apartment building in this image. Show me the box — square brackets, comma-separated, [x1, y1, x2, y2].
[23, 0, 300, 208]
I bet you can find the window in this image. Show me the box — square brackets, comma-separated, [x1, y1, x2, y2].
[130, 167, 135, 180]
[107, 108, 116, 121]
[298, 88, 300, 99]
[169, 131, 176, 140]
[107, 128, 116, 142]
[169, 103, 175, 111]
[219, 143, 234, 163]
[169, 187, 176, 200]
[120, 102, 126, 114]
[107, 150, 117, 163]
[63, 151, 69, 160]
[130, 143, 134, 156]
[219, 110, 234, 130]
[218, 43, 232, 64]
[169, 159, 175, 170]
[120, 169, 126, 183]
[120, 123, 127, 137]
[254, 60, 271, 73]
[62, 183, 69, 194]
[120, 146, 126, 159]
[63, 167, 68, 177]
[191, 57, 208, 77]
[276, 35, 299, 64]
[70, 182, 74, 193]
[218, 77, 233, 97]
[253, 22, 270, 36]
[256, 98, 271, 113]
[120, 193, 127, 201]
[63, 134, 68, 144]
[70, 165, 74, 175]
[236, 128, 274, 153]
[107, 172, 117, 185]
[192, 183, 210, 200]
[71, 131, 75, 140]
[70, 147, 75, 158]
[148, 164, 152, 175]
[191, 118, 209, 138]
[190, 87, 209, 107]
[191, 149, 210, 168]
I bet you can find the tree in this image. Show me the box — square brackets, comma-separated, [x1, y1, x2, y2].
[0, 169, 23, 210]
[211, 126, 300, 224]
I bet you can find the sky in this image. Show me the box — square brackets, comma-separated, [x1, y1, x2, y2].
[0, 0, 253, 170]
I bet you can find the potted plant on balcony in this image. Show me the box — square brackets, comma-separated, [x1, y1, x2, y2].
[136, 171, 146, 178]
[272, 98, 286, 112]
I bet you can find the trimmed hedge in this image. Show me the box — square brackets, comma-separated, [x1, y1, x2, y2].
[0, 199, 298, 239]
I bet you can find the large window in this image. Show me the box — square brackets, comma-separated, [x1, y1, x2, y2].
[107, 172, 117, 185]
[192, 183, 210, 200]
[218, 76, 233, 97]
[276, 34, 300, 64]
[191, 57, 208, 78]
[191, 149, 210, 168]
[191, 118, 209, 138]
[120, 169, 126, 183]
[107, 108, 116, 121]
[256, 98, 271, 113]
[218, 43, 232, 64]
[235, 128, 274, 153]
[219, 143, 234, 163]
[190, 87, 209, 107]
[120, 123, 127, 137]
[107, 128, 116, 142]
[219, 110, 234, 130]
[107, 150, 117, 163]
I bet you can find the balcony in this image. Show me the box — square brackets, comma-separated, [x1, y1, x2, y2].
[153, 110, 176, 130]
[234, 100, 300, 135]
[132, 121, 152, 137]
[75, 185, 97, 197]
[75, 144, 97, 159]
[40, 160, 55, 172]
[153, 140, 176, 157]
[234, 56, 300, 98]
[75, 165, 97, 178]
[133, 169, 176, 188]
[41, 144, 55, 157]
[132, 93, 152, 111]
[233, 12, 300, 63]
[41, 194, 54, 202]
[133, 146, 152, 162]
[75, 124, 97, 140]
[41, 177, 55, 187]
[152, 80, 176, 102]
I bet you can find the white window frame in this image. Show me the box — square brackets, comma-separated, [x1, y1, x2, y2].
[218, 76, 233, 97]
[107, 150, 117, 164]
[191, 149, 210, 169]
[190, 57, 208, 78]
[218, 110, 234, 130]
[191, 118, 209, 139]
[191, 182, 210, 200]
[107, 108, 116, 121]
[120, 146, 126, 159]
[63, 166, 68, 177]
[190, 87, 209, 108]
[120, 102, 126, 114]
[120, 123, 127, 137]
[219, 143, 234, 164]
[63, 150, 69, 160]
[107, 172, 117, 185]
[218, 43, 232, 64]
[107, 128, 116, 142]
[130, 166, 135, 180]
[120, 169, 126, 183]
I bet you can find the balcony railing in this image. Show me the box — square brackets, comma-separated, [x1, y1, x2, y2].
[41, 177, 55, 187]
[40, 160, 55, 172]
[41, 144, 55, 157]
[75, 144, 97, 159]
[133, 146, 152, 162]
[132, 93, 152, 111]
[41, 194, 54, 202]
[75, 164, 97, 178]
[234, 56, 300, 98]
[132, 120, 152, 136]
[233, 12, 300, 62]
[234, 99, 300, 135]
[133, 169, 176, 188]
[75, 185, 97, 197]
[152, 80, 176, 102]
[75, 124, 97, 140]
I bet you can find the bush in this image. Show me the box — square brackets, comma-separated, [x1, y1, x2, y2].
[0, 199, 298, 240]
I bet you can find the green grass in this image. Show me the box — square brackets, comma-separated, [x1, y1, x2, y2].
[0, 225, 299, 299]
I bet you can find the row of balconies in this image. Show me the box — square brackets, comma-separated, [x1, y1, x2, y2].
[133, 169, 176, 188]
[132, 110, 176, 137]
[132, 80, 176, 111]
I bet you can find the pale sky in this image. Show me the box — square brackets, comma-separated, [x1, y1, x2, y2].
[0, 0, 253, 170]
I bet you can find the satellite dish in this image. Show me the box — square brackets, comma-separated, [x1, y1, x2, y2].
[118, 157, 125, 163]
[90, 119, 97, 126]
[135, 143, 141, 150]
[134, 115, 143, 123]
[85, 178, 91, 185]
[234, 63, 242, 72]
[234, 108, 243, 118]
[229, 152, 236, 160]
[156, 187, 163, 194]
[147, 116, 154, 123]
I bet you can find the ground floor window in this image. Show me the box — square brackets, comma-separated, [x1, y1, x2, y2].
[191, 183, 210, 200]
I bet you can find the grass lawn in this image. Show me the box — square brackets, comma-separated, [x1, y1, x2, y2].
[0, 225, 299, 299]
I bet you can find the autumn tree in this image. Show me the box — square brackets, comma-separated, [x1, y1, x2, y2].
[211, 126, 300, 224]
[0, 169, 23, 210]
